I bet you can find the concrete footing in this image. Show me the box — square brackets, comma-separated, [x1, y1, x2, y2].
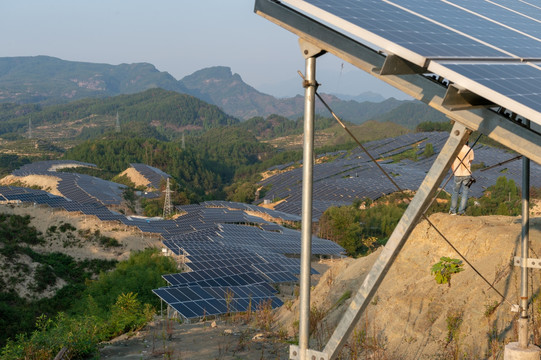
[504, 342, 541, 360]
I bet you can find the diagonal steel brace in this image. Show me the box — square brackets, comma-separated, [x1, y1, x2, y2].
[321, 122, 471, 359]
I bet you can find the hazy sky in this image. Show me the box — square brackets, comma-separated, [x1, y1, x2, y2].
[0, 0, 409, 99]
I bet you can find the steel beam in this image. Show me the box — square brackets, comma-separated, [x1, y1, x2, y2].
[254, 0, 541, 165]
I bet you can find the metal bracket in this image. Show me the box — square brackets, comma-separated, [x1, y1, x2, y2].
[443, 84, 495, 110]
[299, 39, 326, 59]
[514, 257, 541, 269]
[375, 54, 427, 75]
[290, 345, 329, 360]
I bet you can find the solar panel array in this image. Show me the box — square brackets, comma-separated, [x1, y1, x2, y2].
[153, 283, 282, 319]
[259, 132, 541, 219]
[2, 162, 345, 321]
[259, 132, 448, 219]
[281, 0, 541, 126]
[13, 160, 126, 205]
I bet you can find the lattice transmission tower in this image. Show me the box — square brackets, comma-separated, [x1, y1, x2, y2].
[163, 177, 174, 218]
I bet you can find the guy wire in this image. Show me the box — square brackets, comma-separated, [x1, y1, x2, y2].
[314, 88, 514, 308]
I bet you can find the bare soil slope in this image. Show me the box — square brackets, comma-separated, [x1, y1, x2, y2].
[277, 213, 541, 359]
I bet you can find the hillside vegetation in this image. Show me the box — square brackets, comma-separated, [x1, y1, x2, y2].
[0, 88, 238, 141]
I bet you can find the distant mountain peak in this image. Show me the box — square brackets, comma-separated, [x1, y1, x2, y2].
[181, 66, 244, 87]
[0, 56, 184, 105]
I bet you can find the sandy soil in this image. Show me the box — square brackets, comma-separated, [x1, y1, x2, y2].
[100, 317, 291, 360]
[118, 167, 152, 189]
[0, 203, 162, 261]
[0, 174, 62, 196]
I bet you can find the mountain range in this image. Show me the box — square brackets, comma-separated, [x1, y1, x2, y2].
[0, 56, 401, 121]
[0, 56, 448, 127]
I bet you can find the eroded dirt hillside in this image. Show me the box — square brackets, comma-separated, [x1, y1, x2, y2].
[277, 213, 541, 359]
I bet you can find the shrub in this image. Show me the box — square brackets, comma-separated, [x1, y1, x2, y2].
[431, 257, 464, 287]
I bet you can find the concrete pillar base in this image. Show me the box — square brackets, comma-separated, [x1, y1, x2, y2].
[504, 342, 541, 360]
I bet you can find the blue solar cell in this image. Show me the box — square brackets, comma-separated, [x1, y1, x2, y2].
[152, 288, 178, 304]
[163, 274, 181, 286]
[183, 301, 207, 317]
[443, 63, 541, 116]
[290, 0, 510, 59]
[189, 286, 214, 300]
[195, 300, 221, 316]
[214, 277, 230, 287]
[388, 0, 541, 59]
[446, 0, 541, 39]
[170, 302, 197, 319]
[167, 288, 191, 302]
[206, 298, 228, 313]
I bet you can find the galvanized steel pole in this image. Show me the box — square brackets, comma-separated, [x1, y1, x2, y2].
[298, 54, 316, 360]
[519, 119, 531, 349]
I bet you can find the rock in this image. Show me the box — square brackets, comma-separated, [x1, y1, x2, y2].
[224, 329, 233, 335]
[211, 320, 217, 328]
[252, 333, 265, 341]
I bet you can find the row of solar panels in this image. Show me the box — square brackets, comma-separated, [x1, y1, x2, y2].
[258, 132, 541, 218]
[153, 284, 283, 319]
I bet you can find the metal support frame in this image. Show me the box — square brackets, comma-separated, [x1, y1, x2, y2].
[443, 84, 496, 110]
[376, 54, 427, 76]
[323, 122, 470, 359]
[253, 0, 541, 358]
[298, 39, 325, 360]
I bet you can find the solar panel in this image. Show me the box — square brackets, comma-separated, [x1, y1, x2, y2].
[387, 0, 541, 59]
[276, 0, 541, 126]
[445, 0, 541, 38]
[433, 62, 541, 119]
[154, 284, 283, 320]
[282, 0, 511, 61]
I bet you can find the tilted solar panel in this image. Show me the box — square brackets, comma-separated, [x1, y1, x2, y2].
[282, 0, 511, 62]
[277, 0, 541, 126]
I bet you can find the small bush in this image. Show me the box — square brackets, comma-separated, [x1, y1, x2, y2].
[99, 236, 121, 248]
[58, 223, 76, 233]
[431, 257, 464, 287]
[32, 264, 57, 292]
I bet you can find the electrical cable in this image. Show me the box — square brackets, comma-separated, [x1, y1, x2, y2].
[308, 80, 515, 308]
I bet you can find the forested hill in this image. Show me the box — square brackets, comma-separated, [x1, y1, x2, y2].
[179, 66, 407, 121]
[0, 56, 188, 104]
[368, 101, 449, 129]
[0, 88, 239, 140]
